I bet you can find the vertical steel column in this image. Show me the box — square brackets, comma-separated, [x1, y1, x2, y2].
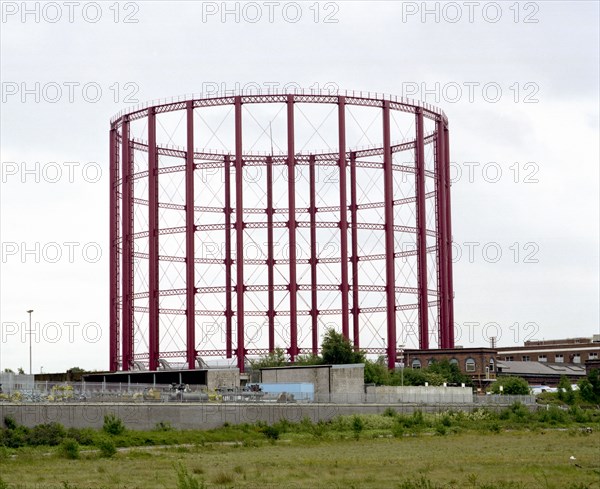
[350, 152, 360, 349]
[287, 95, 299, 360]
[185, 101, 196, 369]
[444, 125, 455, 347]
[109, 128, 119, 371]
[382, 101, 397, 369]
[224, 155, 232, 358]
[148, 108, 160, 371]
[234, 96, 245, 371]
[338, 97, 350, 340]
[415, 109, 429, 350]
[266, 156, 275, 352]
[435, 118, 449, 348]
[309, 154, 318, 355]
[120, 117, 133, 371]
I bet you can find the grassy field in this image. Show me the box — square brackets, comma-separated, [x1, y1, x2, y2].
[1, 428, 599, 489]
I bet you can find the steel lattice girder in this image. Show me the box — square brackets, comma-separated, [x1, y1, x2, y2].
[109, 90, 453, 372]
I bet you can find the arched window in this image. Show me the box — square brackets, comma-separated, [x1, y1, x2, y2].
[411, 358, 422, 369]
[489, 358, 495, 372]
[465, 358, 476, 372]
[449, 358, 459, 366]
[427, 358, 435, 366]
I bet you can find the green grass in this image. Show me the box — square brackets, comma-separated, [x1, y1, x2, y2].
[1, 429, 599, 488]
[1, 408, 599, 488]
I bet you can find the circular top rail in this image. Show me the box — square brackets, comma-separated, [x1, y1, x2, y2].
[110, 88, 448, 126]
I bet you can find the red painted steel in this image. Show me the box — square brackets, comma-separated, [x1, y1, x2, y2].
[338, 97, 350, 340]
[309, 154, 318, 355]
[109, 128, 119, 371]
[109, 91, 453, 372]
[444, 126, 455, 347]
[435, 118, 449, 348]
[224, 155, 233, 358]
[287, 95, 299, 361]
[266, 155, 275, 352]
[148, 108, 159, 370]
[185, 102, 196, 369]
[415, 109, 429, 350]
[120, 117, 133, 371]
[382, 101, 397, 370]
[350, 152, 360, 349]
[234, 97, 245, 370]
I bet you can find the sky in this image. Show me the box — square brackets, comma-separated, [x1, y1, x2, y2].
[0, 0, 598, 373]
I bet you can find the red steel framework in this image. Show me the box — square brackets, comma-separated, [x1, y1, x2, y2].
[109, 90, 454, 372]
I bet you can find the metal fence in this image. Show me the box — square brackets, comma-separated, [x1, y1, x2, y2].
[0, 381, 538, 406]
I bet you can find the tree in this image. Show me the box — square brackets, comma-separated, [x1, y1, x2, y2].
[427, 360, 471, 386]
[578, 369, 600, 404]
[557, 375, 575, 404]
[294, 354, 322, 366]
[250, 348, 287, 369]
[398, 367, 428, 386]
[17, 367, 25, 375]
[364, 357, 390, 385]
[489, 376, 530, 395]
[321, 329, 364, 365]
[588, 369, 600, 399]
[3, 368, 14, 374]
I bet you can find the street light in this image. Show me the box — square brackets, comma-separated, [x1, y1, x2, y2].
[398, 345, 405, 387]
[26, 310, 33, 375]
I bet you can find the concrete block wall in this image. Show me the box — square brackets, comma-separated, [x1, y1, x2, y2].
[261, 366, 331, 395]
[330, 364, 364, 395]
[365, 385, 473, 404]
[206, 369, 240, 391]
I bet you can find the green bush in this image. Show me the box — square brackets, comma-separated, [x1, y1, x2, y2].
[364, 358, 391, 385]
[3, 416, 17, 430]
[537, 405, 568, 425]
[59, 438, 80, 459]
[489, 377, 530, 395]
[154, 421, 173, 432]
[66, 427, 96, 446]
[557, 376, 575, 404]
[102, 414, 125, 436]
[96, 437, 117, 458]
[262, 425, 280, 440]
[28, 422, 66, 446]
[174, 462, 204, 489]
[382, 407, 397, 418]
[351, 415, 364, 439]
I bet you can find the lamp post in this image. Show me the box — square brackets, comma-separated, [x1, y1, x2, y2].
[398, 345, 405, 387]
[26, 310, 33, 375]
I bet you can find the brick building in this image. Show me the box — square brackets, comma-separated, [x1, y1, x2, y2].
[497, 336, 599, 364]
[400, 336, 599, 389]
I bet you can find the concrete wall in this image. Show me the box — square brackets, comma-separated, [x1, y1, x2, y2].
[330, 364, 364, 395]
[206, 369, 239, 391]
[260, 364, 365, 399]
[0, 402, 485, 431]
[261, 366, 331, 396]
[365, 385, 473, 404]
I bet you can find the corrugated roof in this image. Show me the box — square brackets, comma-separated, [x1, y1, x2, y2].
[496, 361, 586, 376]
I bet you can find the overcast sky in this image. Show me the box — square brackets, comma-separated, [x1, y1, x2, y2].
[1, 1, 598, 373]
